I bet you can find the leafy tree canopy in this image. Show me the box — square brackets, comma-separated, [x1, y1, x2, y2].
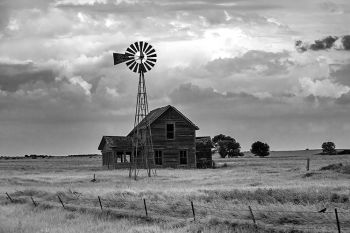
[322, 142, 336, 155]
[213, 134, 242, 158]
[251, 141, 270, 157]
[212, 134, 233, 144]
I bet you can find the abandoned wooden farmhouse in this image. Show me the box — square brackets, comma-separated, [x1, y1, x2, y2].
[98, 105, 212, 168]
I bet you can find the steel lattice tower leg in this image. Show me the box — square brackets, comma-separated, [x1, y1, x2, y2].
[130, 71, 156, 180]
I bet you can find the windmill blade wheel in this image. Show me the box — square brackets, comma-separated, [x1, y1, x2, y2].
[125, 41, 157, 74]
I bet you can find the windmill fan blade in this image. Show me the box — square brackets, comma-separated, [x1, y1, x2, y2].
[133, 63, 139, 73]
[128, 61, 137, 71]
[147, 58, 157, 63]
[143, 42, 149, 52]
[125, 50, 133, 55]
[144, 46, 153, 54]
[126, 59, 135, 66]
[147, 53, 157, 58]
[146, 48, 155, 55]
[144, 62, 152, 71]
[134, 42, 140, 52]
[130, 43, 137, 53]
[126, 48, 136, 55]
[139, 41, 144, 53]
[145, 60, 155, 67]
[113, 53, 131, 65]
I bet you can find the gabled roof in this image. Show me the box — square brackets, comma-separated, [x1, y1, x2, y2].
[98, 136, 132, 150]
[127, 105, 199, 136]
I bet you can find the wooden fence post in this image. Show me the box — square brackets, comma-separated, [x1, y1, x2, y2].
[98, 196, 103, 211]
[57, 195, 65, 209]
[143, 199, 148, 217]
[31, 197, 37, 207]
[5, 192, 13, 203]
[335, 208, 341, 233]
[306, 158, 310, 171]
[191, 201, 195, 221]
[248, 206, 256, 225]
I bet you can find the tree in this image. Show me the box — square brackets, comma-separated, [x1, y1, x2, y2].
[212, 134, 233, 144]
[251, 141, 270, 157]
[213, 134, 242, 158]
[322, 142, 336, 155]
[226, 140, 244, 157]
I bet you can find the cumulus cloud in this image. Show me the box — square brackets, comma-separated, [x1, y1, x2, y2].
[69, 76, 92, 96]
[296, 35, 350, 52]
[299, 77, 350, 99]
[56, 0, 108, 5]
[205, 50, 292, 76]
[169, 83, 276, 107]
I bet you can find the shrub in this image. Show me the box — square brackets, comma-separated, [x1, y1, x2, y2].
[251, 141, 270, 157]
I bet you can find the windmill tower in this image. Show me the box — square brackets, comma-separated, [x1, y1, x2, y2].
[113, 41, 157, 180]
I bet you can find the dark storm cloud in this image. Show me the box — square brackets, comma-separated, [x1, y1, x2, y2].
[296, 35, 350, 52]
[0, 62, 57, 91]
[205, 50, 292, 76]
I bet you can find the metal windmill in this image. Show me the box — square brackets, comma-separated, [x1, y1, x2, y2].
[113, 41, 157, 179]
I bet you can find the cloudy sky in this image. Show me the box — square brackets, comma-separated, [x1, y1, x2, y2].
[1, 0, 350, 155]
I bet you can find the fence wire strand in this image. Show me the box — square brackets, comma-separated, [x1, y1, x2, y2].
[3, 192, 350, 233]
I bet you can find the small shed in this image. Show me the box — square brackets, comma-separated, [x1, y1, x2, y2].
[196, 136, 213, 168]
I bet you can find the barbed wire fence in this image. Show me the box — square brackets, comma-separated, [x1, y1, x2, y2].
[3, 192, 350, 233]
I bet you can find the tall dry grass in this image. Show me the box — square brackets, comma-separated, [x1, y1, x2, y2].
[0, 152, 349, 232]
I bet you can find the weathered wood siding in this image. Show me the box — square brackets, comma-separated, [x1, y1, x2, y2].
[147, 108, 196, 168]
[196, 141, 212, 168]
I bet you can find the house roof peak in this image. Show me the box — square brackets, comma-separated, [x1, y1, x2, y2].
[127, 105, 199, 136]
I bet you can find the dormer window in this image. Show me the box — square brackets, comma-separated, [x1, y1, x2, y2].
[166, 123, 175, 139]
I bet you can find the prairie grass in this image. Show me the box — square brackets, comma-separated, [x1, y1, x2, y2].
[0, 151, 349, 232]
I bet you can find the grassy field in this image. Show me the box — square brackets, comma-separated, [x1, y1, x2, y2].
[0, 150, 349, 233]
